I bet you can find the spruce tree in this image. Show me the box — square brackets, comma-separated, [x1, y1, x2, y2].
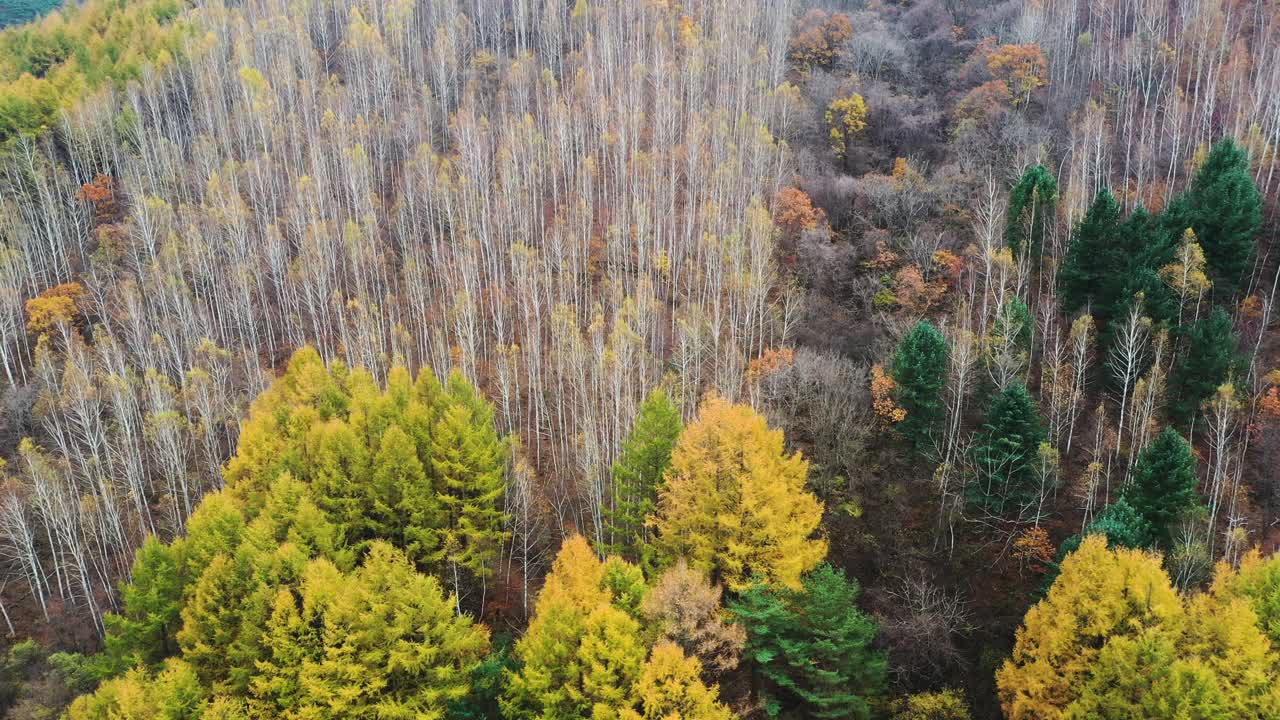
[1122, 427, 1201, 548]
[1006, 164, 1057, 259]
[969, 382, 1045, 516]
[1060, 193, 1177, 332]
[729, 564, 886, 720]
[1166, 306, 1242, 425]
[1162, 139, 1262, 298]
[890, 320, 950, 451]
[602, 388, 683, 563]
[1059, 189, 1123, 317]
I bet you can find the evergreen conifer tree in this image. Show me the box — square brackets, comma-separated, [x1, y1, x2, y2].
[602, 388, 683, 563]
[1006, 164, 1057, 259]
[1167, 306, 1242, 425]
[969, 382, 1045, 516]
[1059, 189, 1123, 317]
[729, 564, 885, 719]
[1162, 139, 1262, 298]
[890, 321, 950, 451]
[1122, 427, 1201, 547]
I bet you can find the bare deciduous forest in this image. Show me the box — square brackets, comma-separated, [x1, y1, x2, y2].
[0, 0, 1278, 718]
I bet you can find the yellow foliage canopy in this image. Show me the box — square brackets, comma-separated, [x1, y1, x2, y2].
[25, 281, 87, 337]
[826, 93, 868, 159]
[653, 396, 826, 591]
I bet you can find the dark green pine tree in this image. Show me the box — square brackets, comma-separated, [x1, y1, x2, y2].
[1059, 189, 1124, 318]
[890, 320, 950, 451]
[1122, 427, 1202, 547]
[1119, 206, 1179, 328]
[1006, 164, 1058, 259]
[601, 387, 682, 564]
[729, 564, 885, 720]
[1060, 193, 1177, 332]
[969, 381, 1045, 516]
[1162, 139, 1262, 298]
[1166, 306, 1243, 426]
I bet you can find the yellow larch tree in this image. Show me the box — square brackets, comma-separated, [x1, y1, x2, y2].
[652, 396, 826, 591]
[997, 535, 1183, 719]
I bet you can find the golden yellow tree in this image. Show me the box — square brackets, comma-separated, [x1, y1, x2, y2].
[997, 535, 1183, 719]
[622, 641, 733, 720]
[653, 396, 826, 591]
[826, 93, 868, 159]
[25, 281, 87, 338]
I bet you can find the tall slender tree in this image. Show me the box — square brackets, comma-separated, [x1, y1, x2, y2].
[890, 321, 950, 451]
[1166, 307, 1242, 426]
[1006, 164, 1058, 259]
[970, 382, 1046, 516]
[601, 388, 682, 564]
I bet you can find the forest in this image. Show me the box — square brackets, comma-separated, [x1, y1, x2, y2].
[0, 0, 1278, 718]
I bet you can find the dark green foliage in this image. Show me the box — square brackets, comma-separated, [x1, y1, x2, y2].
[1166, 307, 1243, 425]
[1001, 297, 1033, 351]
[0, 1, 62, 30]
[448, 634, 518, 720]
[1059, 189, 1124, 318]
[729, 564, 886, 720]
[969, 382, 1045, 516]
[1058, 194, 1178, 336]
[602, 388, 683, 564]
[1162, 139, 1262, 298]
[1123, 427, 1201, 548]
[890, 320, 950, 451]
[1006, 164, 1057, 259]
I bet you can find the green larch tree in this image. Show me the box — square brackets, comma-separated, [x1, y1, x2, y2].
[602, 387, 683, 564]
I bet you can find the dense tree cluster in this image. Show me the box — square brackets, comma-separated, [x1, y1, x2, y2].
[0, 0, 188, 140]
[1000, 536, 1280, 719]
[40, 354, 886, 718]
